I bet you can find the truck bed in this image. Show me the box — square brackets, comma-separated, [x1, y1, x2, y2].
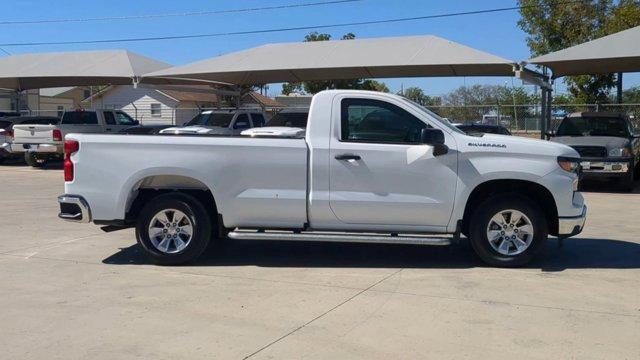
[65, 133, 309, 228]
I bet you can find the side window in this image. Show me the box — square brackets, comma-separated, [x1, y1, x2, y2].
[233, 114, 251, 129]
[103, 111, 116, 125]
[115, 111, 136, 125]
[251, 113, 265, 127]
[341, 98, 427, 143]
[150, 103, 162, 117]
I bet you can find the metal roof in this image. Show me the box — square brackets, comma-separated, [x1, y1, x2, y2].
[528, 26, 640, 77]
[145, 35, 517, 85]
[0, 50, 171, 91]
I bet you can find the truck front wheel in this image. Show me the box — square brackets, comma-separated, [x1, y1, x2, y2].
[135, 193, 212, 265]
[468, 194, 548, 267]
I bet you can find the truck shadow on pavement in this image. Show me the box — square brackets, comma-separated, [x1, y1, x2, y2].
[103, 237, 640, 272]
[579, 179, 640, 194]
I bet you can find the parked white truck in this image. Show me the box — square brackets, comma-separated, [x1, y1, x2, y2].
[11, 109, 138, 167]
[58, 90, 586, 267]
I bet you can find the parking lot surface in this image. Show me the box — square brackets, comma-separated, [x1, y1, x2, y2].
[1, 164, 639, 359]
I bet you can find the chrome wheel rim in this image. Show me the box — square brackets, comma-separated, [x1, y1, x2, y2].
[486, 209, 534, 256]
[148, 209, 193, 254]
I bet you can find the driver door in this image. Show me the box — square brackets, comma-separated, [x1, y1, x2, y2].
[328, 97, 457, 227]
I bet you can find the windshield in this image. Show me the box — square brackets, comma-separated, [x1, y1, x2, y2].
[402, 98, 465, 135]
[556, 116, 630, 137]
[267, 111, 309, 128]
[185, 113, 234, 127]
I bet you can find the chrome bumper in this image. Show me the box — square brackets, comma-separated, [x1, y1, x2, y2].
[58, 195, 92, 223]
[558, 205, 587, 237]
[10, 143, 60, 153]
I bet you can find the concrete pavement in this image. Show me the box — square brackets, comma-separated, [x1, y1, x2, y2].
[0, 164, 638, 359]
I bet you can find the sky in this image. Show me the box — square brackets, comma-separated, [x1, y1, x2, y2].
[2, 0, 638, 97]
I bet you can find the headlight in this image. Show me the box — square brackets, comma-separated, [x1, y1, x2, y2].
[558, 156, 580, 173]
[608, 147, 632, 157]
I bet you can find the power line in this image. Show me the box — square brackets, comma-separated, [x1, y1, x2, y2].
[0, 0, 588, 47]
[0, 0, 364, 25]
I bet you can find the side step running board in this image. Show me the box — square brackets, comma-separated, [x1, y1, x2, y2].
[227, 230, 452, 246]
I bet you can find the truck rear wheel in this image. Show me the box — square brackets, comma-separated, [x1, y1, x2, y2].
[468, 194, 547, 267]
[24, 152, 47, 168]
[135, 193, 212, 265]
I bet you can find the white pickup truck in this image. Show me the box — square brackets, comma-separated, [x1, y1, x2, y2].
[11, 109, 138, 167]
[58, 90, 587, 267]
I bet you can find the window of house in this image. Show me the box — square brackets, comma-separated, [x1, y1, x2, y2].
[83, 89, 91, 99]
[340, 98, 427, 143]
[150, 103, 162, 117]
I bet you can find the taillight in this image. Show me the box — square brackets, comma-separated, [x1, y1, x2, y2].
[53, 129, 62, 142]
[64, 140, 79, 182]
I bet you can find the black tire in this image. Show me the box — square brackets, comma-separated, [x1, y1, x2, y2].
[468, 194, 548, 267]
[24, 152, 47, 168]
[621, 167, 635, 192]
[135, 193, 212, 265]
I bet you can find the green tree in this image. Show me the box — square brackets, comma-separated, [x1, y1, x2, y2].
[518, 0, 615, 103]
[281, 32, 389, 95]
[399, 87, 441, 106]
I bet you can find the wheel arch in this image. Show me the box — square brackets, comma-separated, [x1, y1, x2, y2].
[120, 170, 221, 232]
[461, 179, 559, 236]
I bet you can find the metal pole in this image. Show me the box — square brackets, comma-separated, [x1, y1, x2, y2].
[540, 86, 548, 139]
[617, 72, 623, 104]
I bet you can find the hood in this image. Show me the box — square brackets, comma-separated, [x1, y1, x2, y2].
[550, 136, 629, 149]
[472, 133, 579, 157]
[160, 126, 226, 135]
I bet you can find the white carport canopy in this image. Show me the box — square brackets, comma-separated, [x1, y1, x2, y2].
[0, 49, 172, 91]
[528, 26, 640, 77]
[145, 35, 517, 85]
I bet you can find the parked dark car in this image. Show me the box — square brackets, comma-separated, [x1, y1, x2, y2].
[549, 112, 640, 191]
[119, 124, 173, 135]
[0, 111, 21, 118]
[1, 116, 60, 163]
[455, 123, 512, 136]
[266, 108, 309, 128]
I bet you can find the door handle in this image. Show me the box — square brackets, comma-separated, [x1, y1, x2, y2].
[335, 154, 361, 161]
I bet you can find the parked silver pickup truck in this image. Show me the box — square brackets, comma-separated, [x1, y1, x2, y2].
[58, 90, 586, 267]
[11, 109, 138, 167]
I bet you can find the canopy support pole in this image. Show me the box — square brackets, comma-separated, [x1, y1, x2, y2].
[617, 72, 623, 104]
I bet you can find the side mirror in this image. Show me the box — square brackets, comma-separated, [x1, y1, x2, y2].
[545, 130, 555, 139]
[133, 120, 140, 126]
[421, 128, 448, 156]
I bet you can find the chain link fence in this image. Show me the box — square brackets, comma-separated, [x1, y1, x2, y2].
[427, 103, 640, 137]
[4, 104, 640, 136]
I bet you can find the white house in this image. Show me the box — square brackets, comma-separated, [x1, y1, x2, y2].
[81, 86, 283, 125]
[81, 85, 219, 125]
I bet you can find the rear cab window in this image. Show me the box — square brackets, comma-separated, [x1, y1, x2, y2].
[61, 111, 99, 125]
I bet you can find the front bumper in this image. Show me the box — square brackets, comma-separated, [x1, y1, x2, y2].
[579, 157, 633, 177]
[58, 195, 92, 223]
[10, 143, 61, 154]
[558, 205, 587, 237]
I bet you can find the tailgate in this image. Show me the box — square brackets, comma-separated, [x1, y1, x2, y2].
[12, 125, 57, 143]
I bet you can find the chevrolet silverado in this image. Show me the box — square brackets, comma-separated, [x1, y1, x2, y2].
[58, 90, 587, 267]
